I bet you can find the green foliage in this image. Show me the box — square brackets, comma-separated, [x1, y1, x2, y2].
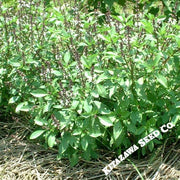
[0, 0, 179, 166]
[79, 0, 180, 20]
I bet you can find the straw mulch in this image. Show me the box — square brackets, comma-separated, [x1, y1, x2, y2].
[0, 118, 179, 180]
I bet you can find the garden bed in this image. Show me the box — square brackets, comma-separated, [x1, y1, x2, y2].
[0, 120, 179, 180]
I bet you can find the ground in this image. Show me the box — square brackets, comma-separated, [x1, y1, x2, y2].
[0, 119, 179, 180]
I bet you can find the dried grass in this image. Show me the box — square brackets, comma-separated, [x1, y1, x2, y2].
[0, 119, 179, 180]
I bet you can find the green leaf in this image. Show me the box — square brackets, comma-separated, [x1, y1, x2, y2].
[96, 84, 108, 98]
[89, 126, 102, 137]
[34, 118, 47, 126]
[136, 126, 146, 135]
[130, 111, 142, 124]
[70, 153, 79, 167]
[156, 74, 168, 88]
[137, 77, 144, 85]
[171, 115, 180, 126]
[48, 134, 56, 148]
[175, 102, 180, 109]
[64, 51, 71, 64]
[71, 100, 79, 110]
[81, 136, 89, 150]
[112, 15, 125, 22]
[98, 116, 113, 127]
[54, 111, 67, 130]
[52, 70, 62, 76]
[78, 42, 87, 46]
[153, 53, 162, 67]
[53, 105, 63, 109]
[91, 90, 99, 98]
[96, 73, 109, 84]
[175, 36, 180, 48]
[113, 121, 123, 140]
[126, 122, 137, 134]
[0, 68, 5, 75]
[99, 104, 111, 115]
[15, 102, 29, 113]
[8, 96, 19, 104]
[94, 101, 111, 114]
[69, 136, 77, 146]
[59, 137, 69, 154]
[93, 101, 101, 109]
[109, 86, 116, 98]
[142, 20, 154, 33]
[148, 141, 154, 152]
[9, 61, 21, 67]
[43, 101, 52, 113]
[162, 0, 172, 12]
[30, 130, 45, 139]
[31, 89, 48, 97]
[98, 34, 109, 42]
[19, 105, 31, 112]
[81, 56, 90, 68]
[83, 100, 92, 113]
[159, 25, 166, 35]
[73, 128, 82, 136]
